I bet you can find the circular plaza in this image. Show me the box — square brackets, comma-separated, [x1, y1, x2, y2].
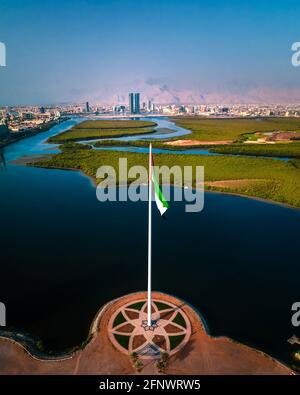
[107, 295, 191, 359]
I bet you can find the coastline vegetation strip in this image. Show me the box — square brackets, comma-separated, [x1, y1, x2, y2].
[73, 120, 156, 129]
[48, 128, 156, 143]
[0, 117, 68, 149]
[93, 139, 300, 158]
[93, 139, 220, 150]
[170, 117, 300, 141]
[31, 145, 300, 208]
[209, 142, 300, 158]
[48, 119, 157, 143]
[93, 139, 192, 149]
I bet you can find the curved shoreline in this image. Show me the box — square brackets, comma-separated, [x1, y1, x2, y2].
[0, 294, 124, 363]
[16, 154, 300, 211]
[2, 118, 299, 373]
[49, 128, 158, 144]
[7, 116, 300, 212]
[0, 291, 294, 374]
[0, 117, 69, 149]
[206, 187, 300, 212]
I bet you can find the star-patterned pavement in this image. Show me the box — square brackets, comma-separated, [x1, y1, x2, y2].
[108, 299, 191, 359]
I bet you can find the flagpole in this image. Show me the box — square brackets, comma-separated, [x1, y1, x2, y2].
[147, 143, 152, 326]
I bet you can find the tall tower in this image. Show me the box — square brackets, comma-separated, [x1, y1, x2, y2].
[129, 93, 134, 114]
[85, 102, 90, 113]
[134, 93, 140, 114]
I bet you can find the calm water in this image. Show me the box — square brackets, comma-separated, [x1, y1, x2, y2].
[0, 118, 299, 366]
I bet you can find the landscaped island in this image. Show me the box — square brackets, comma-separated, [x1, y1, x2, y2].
[30, 141, 300, 208]
[48, 119, 157, 142]
[93, 117, 300, 156]
[170, 116, 300, 143]
[94, 138, 300, 158]
[27, 117, 300, 208]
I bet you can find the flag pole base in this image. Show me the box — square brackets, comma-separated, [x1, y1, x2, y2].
[141, 319, 158, 332]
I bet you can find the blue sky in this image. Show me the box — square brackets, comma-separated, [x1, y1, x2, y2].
[0, 0, 300, 105]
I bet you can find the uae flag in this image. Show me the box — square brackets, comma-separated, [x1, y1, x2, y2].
[150, 150, 169, 216]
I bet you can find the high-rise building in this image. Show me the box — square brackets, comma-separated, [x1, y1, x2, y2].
[134, 93, 140, 114]
[85, 102, 90, 113]
[129, 93, 134, 114]
[129, 92, 140, 114]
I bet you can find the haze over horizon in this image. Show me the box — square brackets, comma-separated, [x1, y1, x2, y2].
[1, 0, 300, 106]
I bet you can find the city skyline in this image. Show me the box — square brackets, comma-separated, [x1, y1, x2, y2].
[1, 0, 300, 382]
[1, 0, 300, 105]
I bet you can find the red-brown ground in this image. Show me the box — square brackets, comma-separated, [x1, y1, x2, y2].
[0, 292, 292, 375]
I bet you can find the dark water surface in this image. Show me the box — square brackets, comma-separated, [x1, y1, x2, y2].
[0, 119, 299, 366]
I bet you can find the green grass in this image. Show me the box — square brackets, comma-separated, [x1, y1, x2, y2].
[49, 128, 155, 143]
[59, 142, 92, 151]
[48, 120, 157, 143]
[169, 335, 185, 350]
[93, 138, 210, 150]
[209, 142, 300, 158]
[94, 139, 165, 149]
[93, 138, 300, 161]
[113, 312, 126, 328]
[94, 138, 300, 157]
[127, 302, 145, 311]
[73, 120, 156, 129]
[154, 302, 172, 311]
[171, 117, 300, 142]
[172, 312, 187, 328]
[31, 145, 300, 207]
[114, 334, 130, 350]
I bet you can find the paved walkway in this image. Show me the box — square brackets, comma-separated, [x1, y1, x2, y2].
[0, 292, 293, 375]
[108, 299, 191, 359]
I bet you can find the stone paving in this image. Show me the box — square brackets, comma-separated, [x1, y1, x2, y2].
[0, 291, 293, 374]
[108, 299, 191, 359]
